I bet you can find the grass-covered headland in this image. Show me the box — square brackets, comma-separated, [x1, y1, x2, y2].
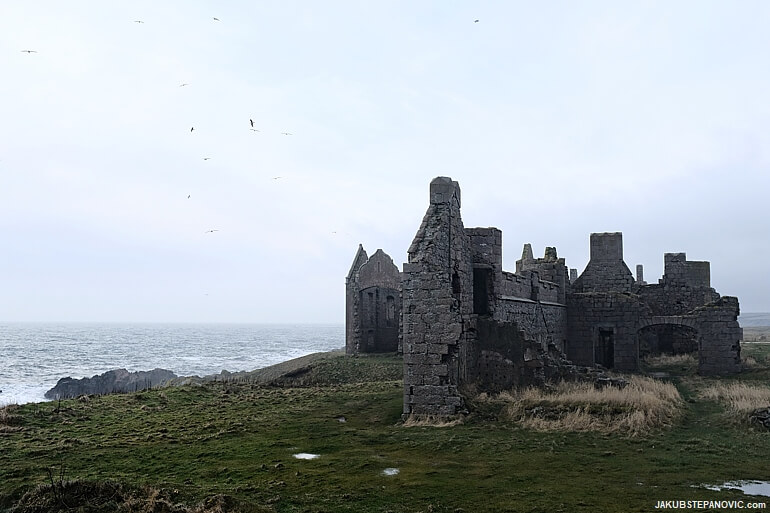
[2, 346, 770, 512]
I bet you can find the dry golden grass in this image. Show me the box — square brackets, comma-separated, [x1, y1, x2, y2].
[402, 414, 464, 428]
[699, 382, 770, 415]
[495, 376, 682, 436]
[742, 356, 759, 369]
[643, 353, 697, 368]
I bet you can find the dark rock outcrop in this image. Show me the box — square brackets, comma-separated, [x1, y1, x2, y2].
[45, 368, 177, 399]
[749, 407, 770, 429]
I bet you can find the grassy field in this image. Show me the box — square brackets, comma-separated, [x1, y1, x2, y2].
[2, 349, 770, 512]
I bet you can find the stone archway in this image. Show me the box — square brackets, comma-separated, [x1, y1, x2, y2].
[637, 316, 699, 359]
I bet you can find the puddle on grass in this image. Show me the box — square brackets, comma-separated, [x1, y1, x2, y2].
[702, 481, 770, 497]
[293, 453, 320, 460]
[382, 468, 399, 476]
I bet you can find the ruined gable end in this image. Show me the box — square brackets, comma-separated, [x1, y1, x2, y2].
[345, 246, 402, 354]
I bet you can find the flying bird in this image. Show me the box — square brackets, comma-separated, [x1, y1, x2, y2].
[250, 128, 260, 132]
[474, 19, 479, 23]
[134, 20, 144, 24]
[202, 157, 211, 160]
[188, 195, 191, 199]
[213, 17, 220, 21]
[21, 50, 37, 53]
[179, 83, 189, 87]
[281, 132, 293, 136]
[272, 176, 283, 180]
[190, 127, 194, 132]
[204, 229, 220, 234]
[250, 119, 254, 127]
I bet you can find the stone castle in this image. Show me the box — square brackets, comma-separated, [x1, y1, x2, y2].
[346, 177, 742, 417]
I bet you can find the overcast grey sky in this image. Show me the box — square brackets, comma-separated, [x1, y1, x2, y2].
[2, 1, 768, 323]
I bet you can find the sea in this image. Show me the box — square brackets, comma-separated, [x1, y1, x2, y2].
[0, 323, 344, 406]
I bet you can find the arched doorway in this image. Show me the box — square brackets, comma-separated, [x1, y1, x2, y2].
[637, 316, 699, 359]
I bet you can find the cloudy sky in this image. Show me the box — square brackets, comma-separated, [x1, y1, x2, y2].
[2, 1, 768, 323]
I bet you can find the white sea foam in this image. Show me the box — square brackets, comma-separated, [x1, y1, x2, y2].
[0, 323, 343, 405]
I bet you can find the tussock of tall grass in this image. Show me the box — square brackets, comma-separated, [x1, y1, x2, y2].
[742, 356, 760, 369]
[0, 404, 21, 426]
[402, 414, 464, 428]
[11, 479, 269, 513]
[700, 382, 770, 415]
[498, 376, 683, 436]
[643, 353, 697, 368]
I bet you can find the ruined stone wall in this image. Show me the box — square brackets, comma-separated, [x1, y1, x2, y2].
[497, 271, 560, 303]
[466, 227, 502, 269]
[636, 253, 719, 316]
[402, 177, 470, 417]
[499, 271, 533, 299]
[494, 298, 567, 352]
[345, 245, 369, 354]
[571, 233, 635, 293]
[566, 292, 647, 371]
[637, 283, 721, 317]
[460, 317, 536, 392]
[516, 245, 569, 304]
[358, 286, 400, 352]
[693, 296, 742, 375]
[346, 246, 401, 354]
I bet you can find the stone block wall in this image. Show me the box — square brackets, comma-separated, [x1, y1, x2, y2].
[566, 292, 647, 371]
[495, 298, 567, 352]
[693, 296, 742, 375]
[345, 245, 369, 354]
[402, 177, 470, 417]
[637, 283, 720, 317]
[516, 245, 569, 304]
[345, 246, 401, 354]
[571, 233, 635, 293]
[499, 271, 533, 299]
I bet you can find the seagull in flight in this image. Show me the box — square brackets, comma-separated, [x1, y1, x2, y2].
[213, 17, 220, 21]
[21, 50, 37, 53]
[250, 128, 260, 132]
[179, 83, 189, 87]
[134, 20, 144, 24]
[281, 132, 293, 136]
[190, 127, 195, 132]
[474, 19, 479, 23]
[202, 157, 211, 160]
[188, 195, 191, 199]
[204, 229, 220, 234]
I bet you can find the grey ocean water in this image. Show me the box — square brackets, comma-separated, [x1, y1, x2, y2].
[0, 323, 344, 406]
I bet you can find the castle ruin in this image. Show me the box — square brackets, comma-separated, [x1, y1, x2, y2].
[346, 177, 742, 418]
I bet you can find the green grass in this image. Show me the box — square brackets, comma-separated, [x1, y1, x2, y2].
[2, 352, 770, 512]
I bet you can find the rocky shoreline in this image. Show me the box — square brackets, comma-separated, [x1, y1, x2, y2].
[44, 350, 345, 399]
[45, 368, 178, 399]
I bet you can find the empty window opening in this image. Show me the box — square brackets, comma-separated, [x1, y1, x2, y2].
[452, 272, 461, 295]
[386, 295, 396, 325]
[595, 329, 614, 368]
[473, 268, 490, 315]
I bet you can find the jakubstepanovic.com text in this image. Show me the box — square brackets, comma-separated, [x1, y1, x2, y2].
[656, 500, 766, 509]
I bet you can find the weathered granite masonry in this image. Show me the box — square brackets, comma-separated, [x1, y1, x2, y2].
[399, 178, 579, 418]
[345, 245, 402, 354]
[567, 234, 741, 374]
[347, 178, 743, 417]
